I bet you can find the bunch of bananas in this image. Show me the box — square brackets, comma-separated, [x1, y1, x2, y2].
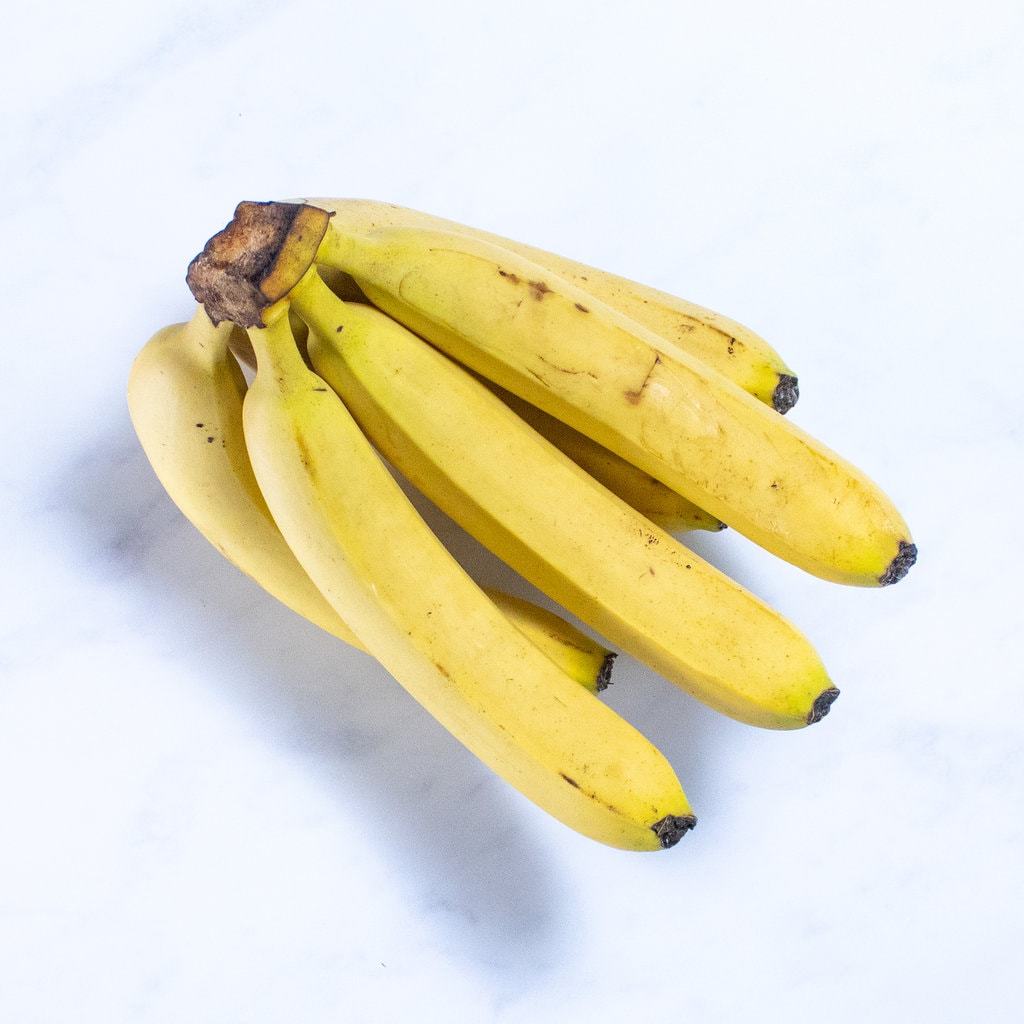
[128, 199, 916, 852]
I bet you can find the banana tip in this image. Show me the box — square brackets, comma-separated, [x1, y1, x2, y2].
[806, 686, 840, 725]
[651, 813, 697, 849]
[772, 374, 799, 414]
[879, 540, 917, 586]
[595, 652, 616, 693]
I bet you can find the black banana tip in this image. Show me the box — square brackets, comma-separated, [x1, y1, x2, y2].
[772, 374, 800, 414]
[807, 686, 841, 725]
[651, 814, 697, 849]
[595, 652, 617, 693]
[879, 540, 918, 586]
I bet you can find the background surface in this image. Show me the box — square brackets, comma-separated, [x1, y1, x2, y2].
[3, 1, 1022, 1021]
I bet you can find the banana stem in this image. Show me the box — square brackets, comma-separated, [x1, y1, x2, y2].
[187, 202, 331, 327]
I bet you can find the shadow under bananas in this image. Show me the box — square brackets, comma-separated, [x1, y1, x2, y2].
[56, 417, 577, 973]
[56, 412, 730, 969]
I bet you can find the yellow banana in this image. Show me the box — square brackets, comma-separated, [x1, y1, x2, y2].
[127, 305, 616, 693]
[127, 305, 364, 647]
[303, 198, 799, 412]
[304, 212, 915, 588]
[481, 379, 725, 534]
[479, 589, 615, 693]
[240, 292, 694, 850]
[317, 272, 721, 532]
[290, 268, 838, 730]
[244, 259, 722, 535]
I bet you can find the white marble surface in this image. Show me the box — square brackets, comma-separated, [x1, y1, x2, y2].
[3, 1, 1022, 1020]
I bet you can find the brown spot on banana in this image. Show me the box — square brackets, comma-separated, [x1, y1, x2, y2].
[496, 268, 559, 310]
[294, 434, 314, 472]
[535, 354, 598, 380]
[624, 354, 662, 405]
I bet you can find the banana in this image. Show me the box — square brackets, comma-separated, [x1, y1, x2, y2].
[290, 268, 838, 730]
[315, 273, 721, 532]
[481, 379, 725, 534]
[479, 589, 615, 694]
[127, 304, 617, 693]
[303, 198, 799, 412]
[304, 213, 915, 588]
[222, 214, 722, 534]
[239, 291, 695, 850]
[127, 305, 363, 648]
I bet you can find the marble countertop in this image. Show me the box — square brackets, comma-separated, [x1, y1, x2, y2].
[3, 2, 1021, 1020]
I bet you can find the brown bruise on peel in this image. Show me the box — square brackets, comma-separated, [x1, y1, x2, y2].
[293, 433, 315, 474]
[624, 354, 662, 405]
[534, 354, 598, 381]
[496, 268, 554, 303]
